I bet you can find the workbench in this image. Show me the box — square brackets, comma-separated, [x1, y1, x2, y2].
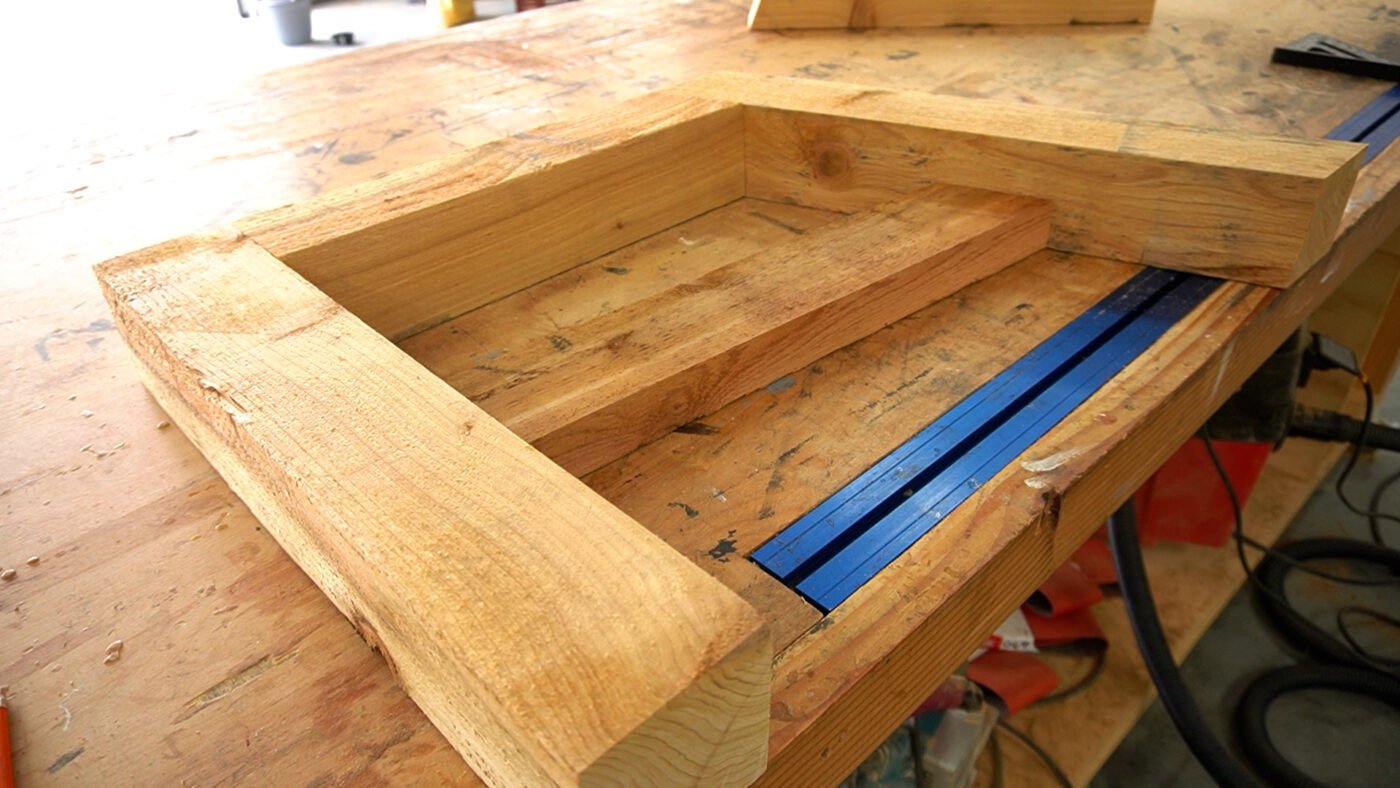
[4, 1, 1399, 785]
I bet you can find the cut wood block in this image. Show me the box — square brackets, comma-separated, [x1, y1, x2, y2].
[447, 184, 1050, 475]
[748, 0, 1156, 29]
[680, 73, 1365, 288]
[236, 93, 747, 342]
[95, 230, 772, 788]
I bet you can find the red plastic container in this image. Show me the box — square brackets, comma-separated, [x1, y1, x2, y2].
[1133, 438, 1273, 547]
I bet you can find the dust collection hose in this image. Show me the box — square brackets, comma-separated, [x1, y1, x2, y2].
[1106, 499, 1262, 788]
[1235, 664, 1400, 788]
[1109, 502, 1400, 787]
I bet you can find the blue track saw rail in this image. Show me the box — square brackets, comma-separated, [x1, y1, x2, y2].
[752, 268, 1221, 612]
[1327, 84, 1400, 165]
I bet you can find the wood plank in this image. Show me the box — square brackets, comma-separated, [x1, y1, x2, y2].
[680, 73, 1364, 287]
[235, 93, 746, 341]
[748, 0, 1155, 29]
[407, 185, 1049, 476]
[94, 230, 772, 788]
[400, 199, 846, 397]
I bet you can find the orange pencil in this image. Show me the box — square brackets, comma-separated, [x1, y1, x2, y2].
[0, 686, 13, 788]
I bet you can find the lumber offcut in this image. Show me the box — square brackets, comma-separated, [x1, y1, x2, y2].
[681, 73, 1365, 288]
[748, 0, 1156, 29]
[94, 229, 773, 788]
[460, 184, 1051, 475]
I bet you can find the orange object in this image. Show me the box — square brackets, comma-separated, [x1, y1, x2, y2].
[0, 687, 13, 788]
[967, 650, 1059, 714]
[1026, 560, 1104, 616]
[1133, 437, 1273, 547]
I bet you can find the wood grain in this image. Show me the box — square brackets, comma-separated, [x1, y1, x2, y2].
[235, 93, 746, 341]
[408, 185, 1048, 476]
[679, 73, 1364, 287]
[94, 230, 772, 787]
[749, 0, 1155, 30]
[6, 2, 1400, 786]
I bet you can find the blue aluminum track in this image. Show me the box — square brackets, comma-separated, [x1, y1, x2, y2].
[751, 268, 1221, 612]
[750, 267, 1182, 581]
[753, 87, 1398, 613]
[1327, 84, 1400, 165]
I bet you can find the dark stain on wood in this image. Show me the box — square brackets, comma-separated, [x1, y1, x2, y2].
[47, 747, 84, 774]
[707, 530, 738, 562]
[668, 501, 700, 518]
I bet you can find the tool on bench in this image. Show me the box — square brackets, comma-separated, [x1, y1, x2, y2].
[1272, 33, 1400, 83]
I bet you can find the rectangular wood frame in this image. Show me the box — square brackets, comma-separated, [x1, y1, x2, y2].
[747, 0, 1156, 30]
[95, 73, 1362, 786]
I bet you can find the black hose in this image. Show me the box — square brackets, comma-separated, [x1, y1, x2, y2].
[1253, 537, 1400, 671]
[1290, 405, 1400, 452]
[1235, 664, 1400, 788]
[1106, 499, 1261, 788]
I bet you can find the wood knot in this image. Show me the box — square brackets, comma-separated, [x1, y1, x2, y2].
[812, 142, 852, 181]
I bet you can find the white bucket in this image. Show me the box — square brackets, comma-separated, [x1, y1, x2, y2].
[263, 0, 312, 46]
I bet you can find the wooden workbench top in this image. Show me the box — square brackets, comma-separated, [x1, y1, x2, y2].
[4, 1, 1399, 785]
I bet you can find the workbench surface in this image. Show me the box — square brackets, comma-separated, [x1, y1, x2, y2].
[4, 1, 1400, 785]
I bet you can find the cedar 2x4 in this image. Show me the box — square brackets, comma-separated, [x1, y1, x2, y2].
[96, 73, 1362, 786]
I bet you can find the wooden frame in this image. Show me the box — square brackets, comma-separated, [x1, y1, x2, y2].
[94, 73, 1362, 786]
[747, 0, 1156, 30]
